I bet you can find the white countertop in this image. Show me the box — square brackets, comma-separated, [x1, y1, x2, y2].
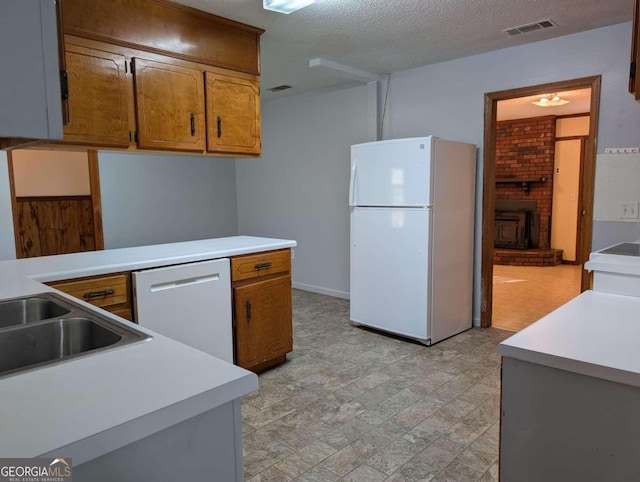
[585, 241, 640, 276]
[0, 236, 296, 462]
[497, 290, 640, 388]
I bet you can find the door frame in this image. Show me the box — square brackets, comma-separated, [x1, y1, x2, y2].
[7, 148, 104, 257]
[480, 75, 601, 328]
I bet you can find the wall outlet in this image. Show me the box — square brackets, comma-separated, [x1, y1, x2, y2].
[619, 202, 639, 219]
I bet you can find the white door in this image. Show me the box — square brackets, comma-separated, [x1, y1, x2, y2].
[350, 138, 433, 207]
[350, 207, 431, 341]
[551, 139, 582, 262]
[133, 258, 233, 362]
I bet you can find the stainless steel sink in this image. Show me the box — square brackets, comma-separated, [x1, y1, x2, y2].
[0, 296, 71, 328]
[0, 293, 151, 378]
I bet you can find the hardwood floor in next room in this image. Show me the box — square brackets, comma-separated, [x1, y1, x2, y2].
[492, 264, 582, 332]
[242, 289, 511, 481]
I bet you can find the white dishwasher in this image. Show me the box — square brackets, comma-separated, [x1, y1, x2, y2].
[132, 258, 233, 363]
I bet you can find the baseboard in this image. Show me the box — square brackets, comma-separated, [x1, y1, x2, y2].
[292, 282, 350, 300]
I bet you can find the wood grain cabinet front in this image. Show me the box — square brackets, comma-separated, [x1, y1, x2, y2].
[133, 58, 206, 151]
[56, 0, 263, 156]
[63, 43, 132, 147]
[47, 272, 134, 322]
[234, 275, 292, 370]
[231, 249, 293, 372]
[206, 72, 261, 155]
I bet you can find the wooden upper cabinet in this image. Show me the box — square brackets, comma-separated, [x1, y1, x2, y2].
[133, 58, 205, 151]
[63, 0, 263, 75]
[56, 0, 263, 155]
[63, 44, 131, 147]
[631, 0, 640, 101]
[206, 72, 261, 155]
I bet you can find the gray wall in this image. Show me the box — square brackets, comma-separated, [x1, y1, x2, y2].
[236, 22, 640, 322]
[236, 84, 369, 298]
[99, 152, 238, 249]
[381, 21, 640, 324]
[0, 152, 15, 260]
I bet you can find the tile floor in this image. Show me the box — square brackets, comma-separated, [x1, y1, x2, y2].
[492, 264, 582, 332]
[242, 290, 512, 481]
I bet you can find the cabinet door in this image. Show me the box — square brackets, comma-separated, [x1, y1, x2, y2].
[64, 44, 131, 146]
[133, 58, 205, 151]
[206, 72, 261, 155]
[234, 276, 292, 369]
[0, 0, 62, 146]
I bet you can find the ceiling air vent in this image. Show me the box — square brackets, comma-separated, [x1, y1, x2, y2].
[267, 84, 292, 93]
[503, 19, 556, 37]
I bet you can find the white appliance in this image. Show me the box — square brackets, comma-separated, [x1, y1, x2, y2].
[350, 136, 476, 345]
[132, 258, 233, 362]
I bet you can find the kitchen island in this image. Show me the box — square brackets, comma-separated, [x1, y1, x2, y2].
[497, 289, 640, 482]
[0, 236, 296, 481]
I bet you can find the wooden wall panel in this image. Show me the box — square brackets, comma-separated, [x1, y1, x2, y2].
[15, 196, 96, 258]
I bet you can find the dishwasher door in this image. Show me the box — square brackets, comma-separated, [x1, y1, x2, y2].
[132, 258, 232, 363]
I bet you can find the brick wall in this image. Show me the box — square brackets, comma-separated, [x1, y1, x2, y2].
[496, 116, 555, 249]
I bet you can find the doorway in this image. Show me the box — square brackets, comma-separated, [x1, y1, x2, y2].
[481, 76, 601, 328]
[7, 149, 104, 258]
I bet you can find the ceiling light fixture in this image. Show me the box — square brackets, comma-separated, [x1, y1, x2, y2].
[263, 0, 315, 14]
[532, 93, 570, 107]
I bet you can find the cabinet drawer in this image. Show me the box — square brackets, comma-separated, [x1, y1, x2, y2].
[231, 249, 290, 282]
[48, 273, 130, 309]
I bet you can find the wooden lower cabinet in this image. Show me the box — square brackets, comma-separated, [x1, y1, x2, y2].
[231, 248, 293, 372]
[47, 272, 134, 322]
[234, 276, 292, 371]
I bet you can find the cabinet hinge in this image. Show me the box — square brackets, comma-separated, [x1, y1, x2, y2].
[60, 70, 69, 100]
[631, 61, 637, 80]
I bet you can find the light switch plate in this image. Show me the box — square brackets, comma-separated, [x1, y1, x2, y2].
[619, 202, 639, 219]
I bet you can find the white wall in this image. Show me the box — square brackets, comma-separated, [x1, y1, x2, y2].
[592, 152, 640, 249]
[99, 151, 238, 249]
[0, 151, 15, 260]
[593, 153, 640, 221]
[236, 84, 369, 298]
[237, 22, 640, 324]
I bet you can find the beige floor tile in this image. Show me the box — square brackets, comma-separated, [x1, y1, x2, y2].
[342, 464, 388, 482]
[242, 290, 509, 481]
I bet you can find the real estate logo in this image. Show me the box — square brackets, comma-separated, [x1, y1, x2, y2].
[0, 458, 72, 482]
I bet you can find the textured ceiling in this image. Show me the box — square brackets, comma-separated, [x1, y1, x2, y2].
[174, 0, 633, 100]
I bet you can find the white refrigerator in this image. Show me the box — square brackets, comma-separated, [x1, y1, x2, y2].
[350, 136, 476, 345]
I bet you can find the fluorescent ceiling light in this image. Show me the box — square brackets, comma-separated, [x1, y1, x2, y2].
[263, 0, 315, 14]
[532, 93, 570, 107]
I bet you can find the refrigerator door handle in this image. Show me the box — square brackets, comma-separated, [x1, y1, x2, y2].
[349, 159, 357, 207]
